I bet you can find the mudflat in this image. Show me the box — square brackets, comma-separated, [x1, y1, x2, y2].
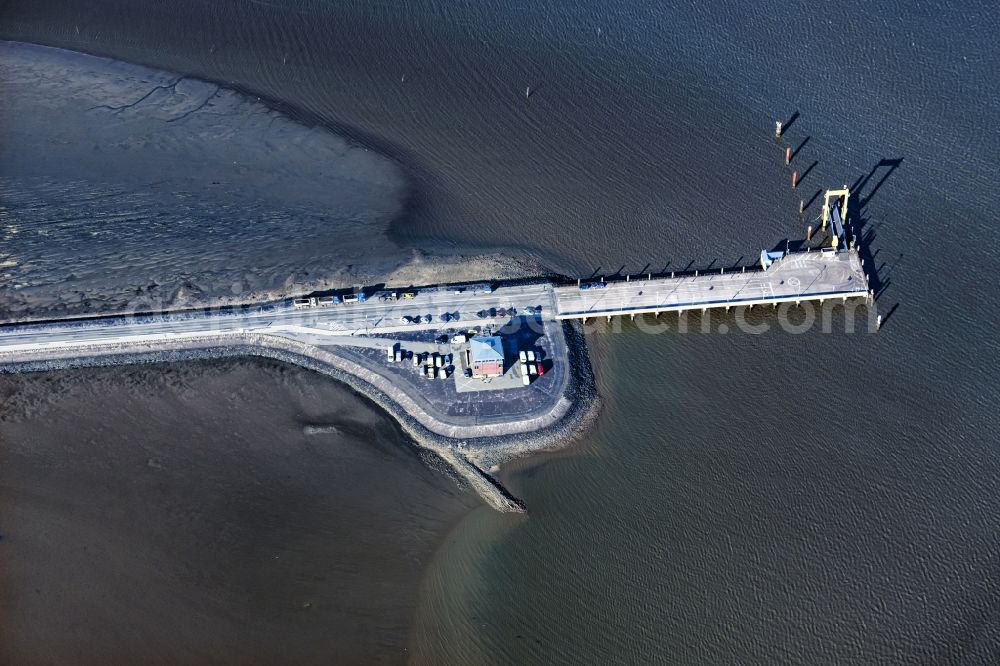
[0, 358, 477, 665]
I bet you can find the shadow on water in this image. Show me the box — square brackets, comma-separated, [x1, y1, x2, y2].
[803, 187, 822, 211]
[797, 160, 818, 187]
[853, 158, 904, 206]
[880, 302, 900, 328]
[848, 158, 904, 300]
[782, 110, 800, 135]
[791, 135, 810, 162]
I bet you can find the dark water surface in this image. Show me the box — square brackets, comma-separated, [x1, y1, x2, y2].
[2, 0, 999, 663]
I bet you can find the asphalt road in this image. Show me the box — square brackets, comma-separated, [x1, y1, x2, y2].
[0, 283, 558, 353]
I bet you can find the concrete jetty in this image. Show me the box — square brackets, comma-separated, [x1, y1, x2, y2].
[555, 248, 869, 320]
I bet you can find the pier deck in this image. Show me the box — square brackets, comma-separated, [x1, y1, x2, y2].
[553, 249, 869, 320]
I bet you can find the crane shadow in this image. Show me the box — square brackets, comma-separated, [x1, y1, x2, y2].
[846, 157, 904, 299]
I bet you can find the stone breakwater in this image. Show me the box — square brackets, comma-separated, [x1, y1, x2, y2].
[0, 324, 599, 512]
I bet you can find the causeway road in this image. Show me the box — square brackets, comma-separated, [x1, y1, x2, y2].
[0, 283, 559, 354]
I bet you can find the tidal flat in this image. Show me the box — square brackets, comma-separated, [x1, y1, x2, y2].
[0, 358, 478, 664]
[0, 41, 542, 322]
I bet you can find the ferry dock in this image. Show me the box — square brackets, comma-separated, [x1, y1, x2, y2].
[554, 187, 871, 321]
[554, 247, 869, 321]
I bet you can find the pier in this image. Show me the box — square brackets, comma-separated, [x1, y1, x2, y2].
[554, 248, 869, 321]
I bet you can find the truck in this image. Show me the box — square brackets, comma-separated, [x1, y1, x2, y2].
[387, 344, 397, 362]
[292, 298, 310, 308]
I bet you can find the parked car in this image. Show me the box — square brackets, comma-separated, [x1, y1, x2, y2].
[496, 308, 506, 317]
[423, 314, 432, 323]
[537, 363, 544, 376]
[477, 310, 488, 319]
[439, 313, 450, 322]
[400, 315, 411, 323]
[451, 311, 460, 321]
[464, 368, 472, 378]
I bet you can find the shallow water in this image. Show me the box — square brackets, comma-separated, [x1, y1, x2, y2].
[0, 360, 476, 664]
[2, 0, 999, 663]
